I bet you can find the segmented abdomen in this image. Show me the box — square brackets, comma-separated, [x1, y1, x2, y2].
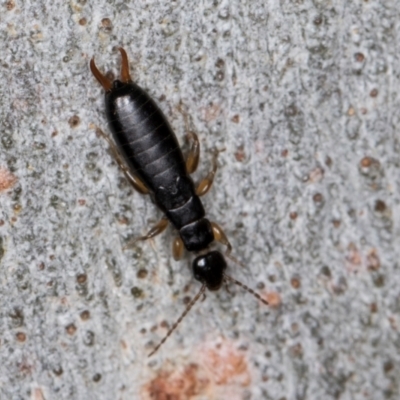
[105, 82, 187, 191]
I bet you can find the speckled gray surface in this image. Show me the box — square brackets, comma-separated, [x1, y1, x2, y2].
[1, 1, 400, 399]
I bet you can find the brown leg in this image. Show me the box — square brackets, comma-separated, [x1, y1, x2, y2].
[124, 218, 169, 249]
[95, 128, 149, 195]
[172, 237, 184, 261]
[211, 221, 232, 255]
[185, 131, 200, 174]
[177, 104, 200, 174]
[196, 149, 221, 197]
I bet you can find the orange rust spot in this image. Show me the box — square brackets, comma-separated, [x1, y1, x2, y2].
[265, 291, 281, 308]
[143, 363, 209, 400]
[360, 156, 372, 168]
[143, 339, 252, 399]
[200, 339, 251, 387]
[16, 332, 26, 342]
[0, 167, 17, 192]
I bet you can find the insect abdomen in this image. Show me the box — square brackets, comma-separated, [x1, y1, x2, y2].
[105, 82, 187, 191]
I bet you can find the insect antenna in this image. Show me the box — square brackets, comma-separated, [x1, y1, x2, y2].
[148, 284, 206, 357]
[226, 252, 245, 268]
[224, 274, 269, 306]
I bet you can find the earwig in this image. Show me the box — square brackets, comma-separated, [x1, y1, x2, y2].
[90, 48, 269, 357]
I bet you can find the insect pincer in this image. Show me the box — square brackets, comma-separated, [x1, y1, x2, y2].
[90, 47, 131, 91]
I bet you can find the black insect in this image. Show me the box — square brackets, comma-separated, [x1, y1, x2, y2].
[90, 48, 268, 356]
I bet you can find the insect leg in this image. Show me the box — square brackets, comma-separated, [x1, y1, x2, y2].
[95, 128, 149, 195]
[124, 217, 169, 249]
[211, 221, 232, 255]
[185, 131, 200, 174]
[172, 237, 184, 261]
[177, 104, 200, 174]
[195, 149, 221, 197]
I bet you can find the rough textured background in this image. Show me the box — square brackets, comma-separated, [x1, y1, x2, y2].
[1, 1, 400, 399]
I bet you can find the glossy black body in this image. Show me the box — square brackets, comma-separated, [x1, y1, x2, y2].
[193, 251, 227, 290]
[105, 80, 214, 252]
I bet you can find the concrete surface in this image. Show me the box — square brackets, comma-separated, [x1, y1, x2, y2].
[0, 0, 400, 399]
